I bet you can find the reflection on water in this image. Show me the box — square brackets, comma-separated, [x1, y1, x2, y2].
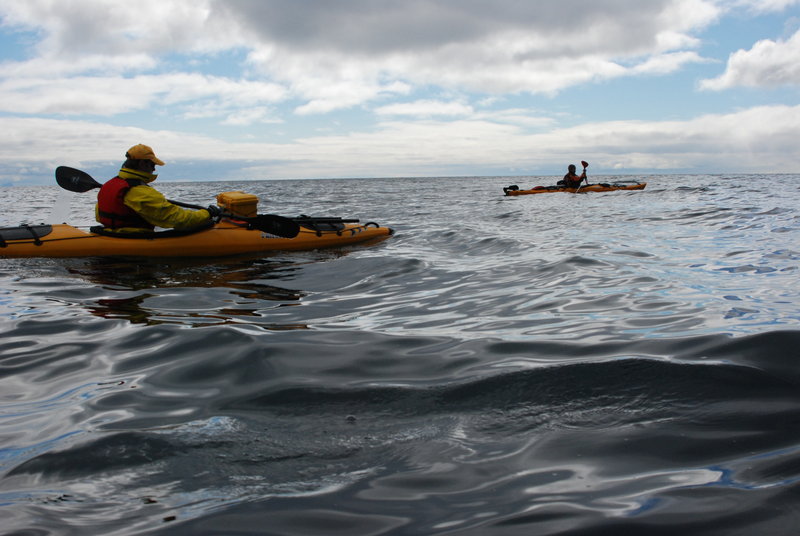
[65, 256, 305, 291]
[68, 257, 313, 328]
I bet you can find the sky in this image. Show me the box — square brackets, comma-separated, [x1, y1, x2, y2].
[0, 0, 798, 185]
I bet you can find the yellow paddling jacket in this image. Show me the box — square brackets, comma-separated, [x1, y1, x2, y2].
[95, 168, 211, 232]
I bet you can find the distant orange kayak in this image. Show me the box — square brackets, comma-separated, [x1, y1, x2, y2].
[503, 182, 646, 196]
[0, 218, 393, 258]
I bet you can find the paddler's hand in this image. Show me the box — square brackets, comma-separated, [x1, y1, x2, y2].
[206, 205, 223, 220]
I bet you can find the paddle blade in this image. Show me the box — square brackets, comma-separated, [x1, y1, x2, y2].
[581, 160, 589, 168]
[246, 214, 300, 238]
[55, 166, 102, 192]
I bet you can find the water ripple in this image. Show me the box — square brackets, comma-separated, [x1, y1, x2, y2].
[2, 174, 800, 534]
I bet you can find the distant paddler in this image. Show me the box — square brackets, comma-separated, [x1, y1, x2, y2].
[557, 161, 588, 189]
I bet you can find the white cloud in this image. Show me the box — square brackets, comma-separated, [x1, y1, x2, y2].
[730, 0, 800, 14]
[0, 72, 287, 117]
[375, 100, 474, 117]
[700, 29, 800, 89]
[0, 54, 158, 78]
[1, 104, 796, 182]
[0, 0, 722, 115]
[292, 78, 412, 115]
[248, 104, 800, 175]
[0, 0, 796, 183]
[631, 51, 710, 74]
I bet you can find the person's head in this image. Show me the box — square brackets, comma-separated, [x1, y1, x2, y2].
[124, 144, 165, 173]
[568, 164, 576, 173]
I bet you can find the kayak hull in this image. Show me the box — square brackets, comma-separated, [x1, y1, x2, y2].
[504, 182, 646, 196]
[0, 220, 393, 258]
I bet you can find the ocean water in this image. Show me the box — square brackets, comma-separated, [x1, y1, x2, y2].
[1, 173, 799, 535]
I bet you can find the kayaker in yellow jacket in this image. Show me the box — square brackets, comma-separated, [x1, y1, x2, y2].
[96, 144, 220, 232]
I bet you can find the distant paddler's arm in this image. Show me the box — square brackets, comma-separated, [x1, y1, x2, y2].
[124, 185, 213, 230]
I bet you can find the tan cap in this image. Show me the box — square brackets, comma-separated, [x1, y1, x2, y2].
[126, 144, 165, 166]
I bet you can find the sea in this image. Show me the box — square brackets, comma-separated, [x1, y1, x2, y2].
[1, 173, 799, 535]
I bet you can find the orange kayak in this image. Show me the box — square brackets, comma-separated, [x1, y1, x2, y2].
[504, 182, 646, 196]
[0, 218, 393, 258]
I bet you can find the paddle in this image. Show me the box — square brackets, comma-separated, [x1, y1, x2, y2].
[575, 160, 589, 193]
[54, 166, 300, 238]
[293, 216, 360, 224]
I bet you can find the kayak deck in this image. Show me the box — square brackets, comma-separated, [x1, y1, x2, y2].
[504, 182, 646, 196]
[0, 218, 393, 258]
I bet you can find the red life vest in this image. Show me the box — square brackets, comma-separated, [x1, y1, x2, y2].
[97, 177, 154, 229]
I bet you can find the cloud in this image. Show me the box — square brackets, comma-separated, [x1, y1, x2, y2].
[0, 0, 796, 184]
[292, 78, 412, 115]
[375, 100, 474, 117]
[218, 107, 283, 126]
[233, 0, 719, 104]
[1, 103, 796, 184]
[0, 72, 287, 118]
[564, 104, 800, 170]
[0, 0, 721, 116]
[631, 51, 710, 74]
[0, 0, 239, 59]
[730, 0, 800, 14]
[241, 103, 800, 175]
[700, 28, 800, 89]
[220, 0, 717, 55]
